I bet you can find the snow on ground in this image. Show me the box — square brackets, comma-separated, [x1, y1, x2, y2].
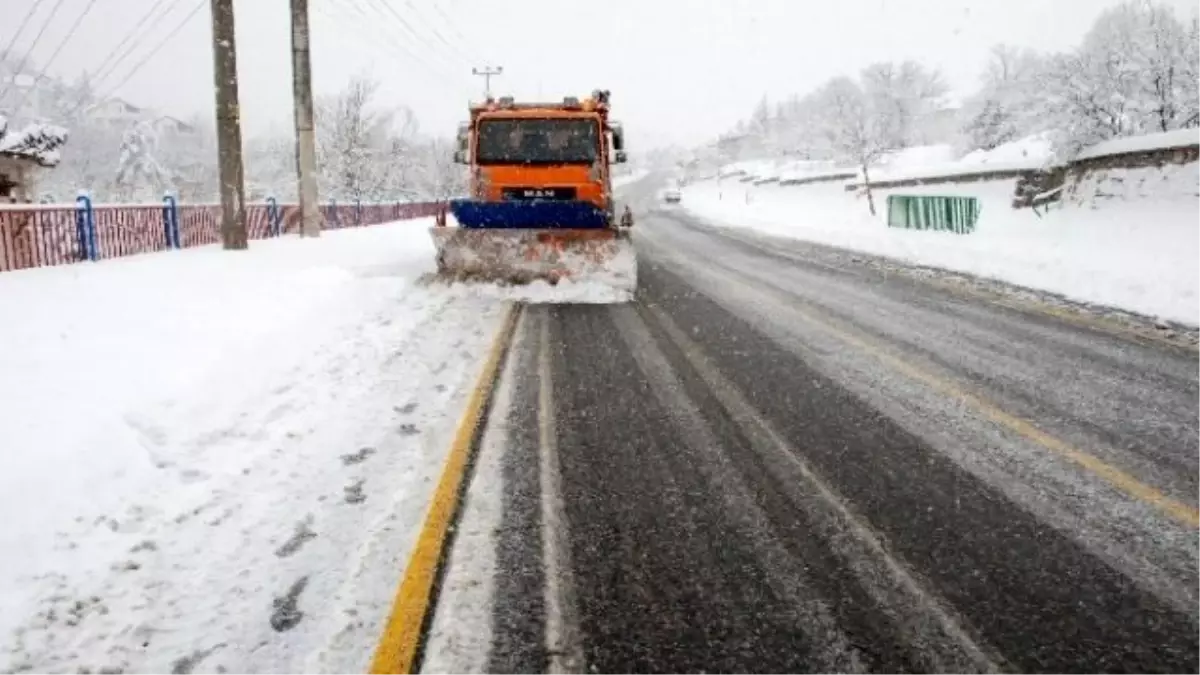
[960, 133, 1053, 166]
[681, 162, 1199, 325]
[0, 220, 513, 673]
[876, 143, 958, 173]
[779, 160, 839, 182]
[418, 312, 521, 675]
[612, 169, 650, 188]
[861, 138, 1054, 184]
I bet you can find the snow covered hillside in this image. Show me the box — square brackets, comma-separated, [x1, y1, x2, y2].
[0, 221, 511, 673]
[681, 162, 1199, 325]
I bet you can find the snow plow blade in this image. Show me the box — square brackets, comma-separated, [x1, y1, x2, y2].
[430, 227, 636, 291]
[450, 199, 610, 229]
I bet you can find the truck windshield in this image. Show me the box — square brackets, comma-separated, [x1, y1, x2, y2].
[476, 118, 599, 165]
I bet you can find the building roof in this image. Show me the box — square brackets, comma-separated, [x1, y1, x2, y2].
[0, 116, 69, 168]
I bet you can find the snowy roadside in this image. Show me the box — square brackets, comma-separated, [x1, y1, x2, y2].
[0, 221, 510, 673]
[680, 167, 1199, 326]
[612, 169, 650, 189]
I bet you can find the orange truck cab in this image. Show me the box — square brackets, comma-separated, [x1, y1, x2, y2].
[448, 90, 630, 230]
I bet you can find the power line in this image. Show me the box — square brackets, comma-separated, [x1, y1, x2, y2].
[11, 0, 100, 112]
[0, 0, 46, 69]
[101, 0, 205, 97]
[88, 0, 206, 111]
[60, 0, 187, 119]
[393, 0, 462, 61]
[322, 0, 469, 92]
[360, 0, 463, 73]
[89, 0, 184, 91]
[0, 0, 69, 100]
[359, 0, 472, 77]
[428, 1, 487, 64]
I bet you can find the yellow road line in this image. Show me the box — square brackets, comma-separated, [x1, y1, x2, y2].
[786, 302, 1200, 529]
[369, 302, 520, 675]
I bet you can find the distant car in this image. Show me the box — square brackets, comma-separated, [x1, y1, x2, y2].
[662, 188, 682, 204]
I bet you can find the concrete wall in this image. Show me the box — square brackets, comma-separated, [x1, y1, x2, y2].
[1063, 144, 1199, 203]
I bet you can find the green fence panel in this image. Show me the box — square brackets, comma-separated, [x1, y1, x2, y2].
[885, 195, 980, 234]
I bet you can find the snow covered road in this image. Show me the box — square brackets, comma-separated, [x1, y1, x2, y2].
[421, 176, 1198, 673]
[0, 221, 510, 673]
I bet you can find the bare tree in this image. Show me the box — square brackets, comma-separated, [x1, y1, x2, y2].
[961, 45, 1049, 151]
[860, 60, 947, 149]
[1183, 14, 1200, 127]
[315, 76, 427, 202]
[816, 76, 886, 215]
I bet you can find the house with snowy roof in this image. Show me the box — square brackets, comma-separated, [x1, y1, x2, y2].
[0, 115, 68, 202]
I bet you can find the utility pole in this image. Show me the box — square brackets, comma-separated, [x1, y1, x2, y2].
[209, 0, 248, 249]
[290, 0, 321, 237]
[472, 65, 502, 100]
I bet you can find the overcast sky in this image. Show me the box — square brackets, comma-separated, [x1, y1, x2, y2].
[2, 0, 1196, 149]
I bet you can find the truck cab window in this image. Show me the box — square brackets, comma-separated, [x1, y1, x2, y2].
[476, 119, 599, 165]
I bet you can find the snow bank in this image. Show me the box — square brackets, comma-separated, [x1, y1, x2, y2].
[739, 137, 1055, 190]
[0, 220, 508, 672]
[1076, 128, 1200, 161]
[612, 169, 649, 188]
[864, 137, 1054, 184]
[724, 158, 778, 179]
[778, 159, 839, 182]
[960, 133, 1054, 166]
[682, 173, 1199, 325]
[877, 143, 958, 172]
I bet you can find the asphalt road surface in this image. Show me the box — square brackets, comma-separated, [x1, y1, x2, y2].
[478, 177, 1199, 674]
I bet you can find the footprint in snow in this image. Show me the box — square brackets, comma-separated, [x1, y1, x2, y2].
[129, 540, 157, 553]
[274, 517, 316, 558]
[171, 644, 225, 674]
[270, 577, 309, 632]
[340, 447, 375, 466]
[344, 480, 366, 504]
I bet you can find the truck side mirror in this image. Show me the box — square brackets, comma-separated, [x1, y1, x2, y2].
[613, 150, 628, 164]
[453, 149, 468, 164]
[611, 124, 625, 152]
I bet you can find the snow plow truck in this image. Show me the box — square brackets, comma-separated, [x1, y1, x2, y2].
[431, 89, 636, 289]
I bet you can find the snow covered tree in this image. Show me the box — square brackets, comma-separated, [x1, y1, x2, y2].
[113, 122, 170, 201]
[960, 45, 1049, 151]
[1184, 14, 1200, 127]
[414, 137, 466, 201]
[315, 76, 424, 202]
[860, 60, 948, 149]
[245, 131, 298, 201]
[1043, 0, 1199, 157]
[814, 76, 886, 214]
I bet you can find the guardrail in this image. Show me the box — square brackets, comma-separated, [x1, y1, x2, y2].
[886, 195, 980, 234]
[1, 198, 442, 273]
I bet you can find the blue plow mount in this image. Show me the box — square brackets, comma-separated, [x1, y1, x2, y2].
[449, 199, 609, 229]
